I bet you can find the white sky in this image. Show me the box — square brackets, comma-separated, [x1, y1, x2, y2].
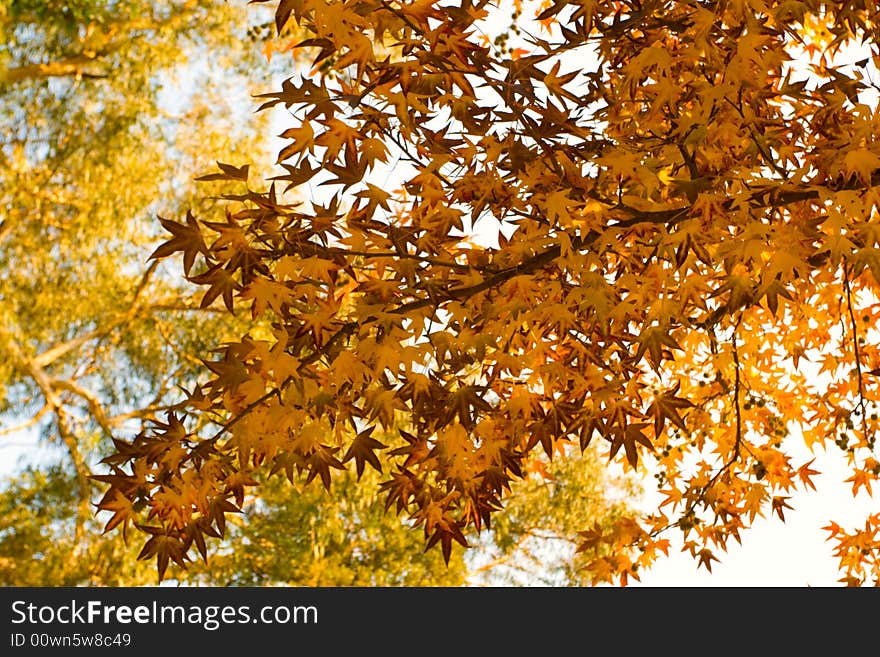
[631, 443, 878, 586]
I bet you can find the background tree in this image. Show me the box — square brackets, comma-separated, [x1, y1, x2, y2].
[0, 0, 634, 586]
[106, 0, 880, 586]
[467, 445, 638, 586]
[0, 0, 277, 584]
[183, 444, 636, 586]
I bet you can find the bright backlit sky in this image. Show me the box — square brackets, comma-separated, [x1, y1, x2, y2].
[631, 444, 877, 586]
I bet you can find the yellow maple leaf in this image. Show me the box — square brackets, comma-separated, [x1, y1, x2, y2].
[843, 148, 880, 184]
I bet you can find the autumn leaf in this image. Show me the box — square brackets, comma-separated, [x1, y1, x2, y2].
[843, 148, 880, 184]
[634, 326, 682, 370]
[342, 427, 387, 479]
[188, 263, 241, 312]
[240, 277, 293, 317]
[696, 548, 718, 573]
[277, 122, 315, 162]
[194, 161, 250, 182]
[149, 211, 207, 275]
[797, 459, 821, 492]
[647, 383, 693, 436]
[96, 489, 137, 538]
[135, 525, 189, 582]
[609, 422, 653, 468]
[303, 445, 346, 490]
[845, 465, 877, 496]
[771, 496, 794, 522]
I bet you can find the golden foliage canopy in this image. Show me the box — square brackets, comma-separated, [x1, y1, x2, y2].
[102, 0, 880, 585]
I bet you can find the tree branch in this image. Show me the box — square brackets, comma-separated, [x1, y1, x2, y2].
[843, 266, 870, 445]
[2, 338, 92, 545]
[1, 56, 108, 84]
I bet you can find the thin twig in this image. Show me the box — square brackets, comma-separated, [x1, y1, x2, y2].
[843, 266, 869, 442]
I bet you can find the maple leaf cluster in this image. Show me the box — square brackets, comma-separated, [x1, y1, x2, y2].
[98, 0, 880, 585]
